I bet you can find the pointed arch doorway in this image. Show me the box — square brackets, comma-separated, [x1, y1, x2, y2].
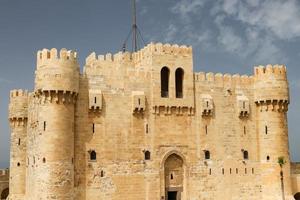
[164, 153, 184, 200]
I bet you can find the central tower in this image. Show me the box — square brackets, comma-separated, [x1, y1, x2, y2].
[32, 48, 79, 199]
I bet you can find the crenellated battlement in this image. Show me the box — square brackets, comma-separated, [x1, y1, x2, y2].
[194, 72, 253, 87]
[10, 89, 28, 98]
[85, 42, 192, 67]
[254, 64, 287, 77]
[37, 48, 79, 69]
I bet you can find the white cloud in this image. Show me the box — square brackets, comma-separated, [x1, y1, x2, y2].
[171, 0, 207, 20]
[214, 0, 300, 40]
[217, 26, 243, 53]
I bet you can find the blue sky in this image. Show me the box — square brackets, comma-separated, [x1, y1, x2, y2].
[0, 0, 299, 168]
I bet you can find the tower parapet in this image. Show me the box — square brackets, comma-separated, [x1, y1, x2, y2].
[8, 89, 28, 200]
[35, 48, 80, 94]
[254, 64, 289, 106]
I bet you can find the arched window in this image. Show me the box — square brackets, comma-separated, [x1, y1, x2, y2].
[204, 150, 210, 160]
[294, 192, 300, 200]
[175, 68, 184, 98]
[161, 67, 170, 98]
[90, 150, 96, 161]
[243, 151, 249, 160]
[144, 151, 151, 160]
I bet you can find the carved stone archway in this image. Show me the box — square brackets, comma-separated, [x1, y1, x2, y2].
[294, 192, 300, 200]
[160, 151, 187, 200]
[1, 188, 8, 200]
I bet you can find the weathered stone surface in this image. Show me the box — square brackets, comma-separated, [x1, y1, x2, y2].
[7, 43, 300, 200]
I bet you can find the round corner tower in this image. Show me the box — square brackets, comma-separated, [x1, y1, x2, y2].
[8, 89, 28, 200]
[254, 64, 292, 199]
[33, 48, 79, 199]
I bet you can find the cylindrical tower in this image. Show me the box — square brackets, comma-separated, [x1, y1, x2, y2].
[254, 64, 293, 200]
[33, 48, 79, 199]
[8, 89, 28, 200]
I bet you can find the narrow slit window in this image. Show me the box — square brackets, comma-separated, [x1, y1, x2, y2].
[92, 123, 95, 133]
[146, 124, 149, 134]
[43, 121, 46, 131]
[267, 156, 270, 161]
[18, 138, 20, 146]
[205, 151, 210, 160]
[205, 125, 208, 135]
[144, 151, 151, 160]
[170, 173, 173, 180]
[244, 126, 246, 135]
[252, 168, 254, 174]
[209, 168, 212, 175]
[94, 97, 97, 104]
[243, 151, 249, 160]
[230, 168, 232, 174]
[236, 168, 238, 174]
[101, 170, 104, 177]
[245, 168, 247, 174]
[265, 126, 268, 135]
[138, 98, 141, 105]
[243, 101, 246, 108]
[90, 150, 96, 161]
[43, 158, 46, 163]
[222, 168, 225, 175]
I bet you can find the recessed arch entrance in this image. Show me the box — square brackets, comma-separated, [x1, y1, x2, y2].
[294, 192, 300, 200]
[1, 188, 9, 200]
[162, 152, 185, 200]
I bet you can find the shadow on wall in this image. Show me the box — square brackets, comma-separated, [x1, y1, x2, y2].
[1, 188, 8, 200]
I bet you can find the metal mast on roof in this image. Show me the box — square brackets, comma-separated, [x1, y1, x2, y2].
[122, 0, 146, 52]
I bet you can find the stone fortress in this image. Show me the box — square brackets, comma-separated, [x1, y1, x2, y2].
[7, 42, 300, 200]
[0, 169, 9, 200]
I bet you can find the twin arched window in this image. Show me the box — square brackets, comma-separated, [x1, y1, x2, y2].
[161, 67, 184, 98]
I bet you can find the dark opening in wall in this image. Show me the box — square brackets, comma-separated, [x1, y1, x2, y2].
[43, 158, 46, 163]
[230, 168, 232, 174]
[209, 168, 212, 175]
[245, 168, 247, 174]
[243, 151, 249, 160]
[161, 67, 170, 98]
[267, 155, 270, 161]
[170, 173, 174, 180]
[144, 151, 151, 160]
[18, 138, 20, 146]
[90, 150, 96, 161]
[101, 170, 104, 177]
[92, 123, 95, 133]
[252, 168, 254, 174]
[175, 68, 184, 98]
[43, 121, 46, 131]
[205, 125, 208, 135]
[94, 97, 97, 104]
[145, 124, 149, 133]
[222, 168, 224, 175]
[236, 168, 238, 174]
[204, 151, 210, 160]
[265, 125, 268, 134]
[17, 162, 20, 167]
[244, 126, 246, 135]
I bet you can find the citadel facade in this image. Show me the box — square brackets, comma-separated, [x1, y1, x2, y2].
[7, 43, 300, 200]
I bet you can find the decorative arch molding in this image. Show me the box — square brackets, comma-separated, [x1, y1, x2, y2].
[1, 188, 9, 200]
[160, 150, 187, 168]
